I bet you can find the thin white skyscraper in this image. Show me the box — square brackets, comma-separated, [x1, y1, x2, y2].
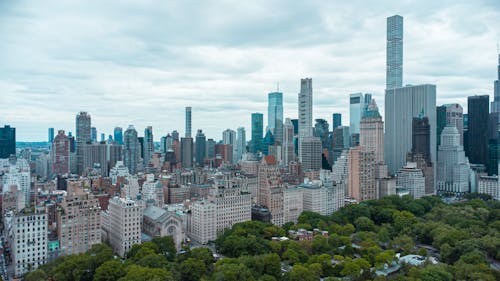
[282, 118, 295, 165]
[386, 15, 403, 90]
[236, 127, 246, 161]
[298, 78, 313, 162]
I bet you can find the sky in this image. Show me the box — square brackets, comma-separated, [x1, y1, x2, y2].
[1, 0, 499, 141]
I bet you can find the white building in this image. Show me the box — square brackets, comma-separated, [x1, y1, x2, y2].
[282, 187, 303, 225]
[109, 161, 130, 185]
[298, 78, 313, 161]
[11, 212, 48, 278]
[396, 162, 425, 199]
[2, 165, 31, 208]
[282, 118, 295, 166]
[437, 126, 470, 195]
[104, 197, 142, 257]
[478, 175, 499, 200]
[141, 174, 164, 207]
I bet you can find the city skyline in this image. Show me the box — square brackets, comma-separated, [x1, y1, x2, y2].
[1, 1, 500, 141]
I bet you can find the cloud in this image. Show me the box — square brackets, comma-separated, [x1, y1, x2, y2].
[0, 0, 499, 141]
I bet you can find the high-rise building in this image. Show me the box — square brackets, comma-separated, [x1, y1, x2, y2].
[124, 125, 139, 174]
[236, 127, 246, 161]
[360, 99, 384, 163]
[466, 95, 489, 166]
[437, 126, 470, 195]
[114, 127, 123, 145]
[332, 113, 342, 129]
[91, 127, 97, 143]
[143, 126, 153, 166]
[437, 104, 464, 146]
[195, 130, 206, 166]
[491, 53, 500, 113]
[206, 138, 216, 159]
[57, 187, 101, 255]
[185, 107, 192, 138]
[396, 162, 425, 199]
[0, 125, 16, 158]
[100, 133, 105, 142]
[223, 129, 237, 162]
[11, 212, 48, 277]
[268, 92, 283, 144]
[250, 113, 263, 153]
[104, 197, 142, 257]
[83, 142, 108, 176]
[314, 119, 330, 149]
[48, 127, 55, 143]
[283, 118, 295, 165]
[407, 115, 434, 194]
[181, 137, 193, 168]
[348, 146, 377, 202]
[300, 137, 322, 171]
[51, 130, 70, 175]
[262, 129, 274, 155]
[386, 15, 403, 90]
[349, 93, 364, 135]
[298, 78, 313, 161]
[332, 126, 350, 163]
[76, 112, 91, 174]
[385, 84, 436, 174]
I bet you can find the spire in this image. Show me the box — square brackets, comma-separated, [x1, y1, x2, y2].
[418, 108, 425, 118]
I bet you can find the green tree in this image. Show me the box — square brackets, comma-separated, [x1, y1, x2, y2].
[289, 264, 316, 281]
[24, 269, 47, 281]
[151, 236, 176, 261]
[312, 234, 330, 254]
[118, 265, 172, 281]
[354, 216, 376, 232]
[393, 211, 418, 233]
[179, 258, 207, 281]
[190, 247, 215, 268]
[213, 263, 255, 281]
[93, 260, 126, 281]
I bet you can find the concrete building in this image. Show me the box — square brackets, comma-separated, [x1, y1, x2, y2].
[478, 175, 499, 200]
[300, 136, 322, 171]
[142, 205, 185, 250]
[223, 129, 237, 163]
[57, 187, 101, 255]
[104, 197, 142, 257]
[83, 142, 108, 176]
[298, 78, 313, 161]
[236, 127, 246, 162]
[348, 146, 377, 201]
[360, 99, 384, 163]
[76, 112, 91, 174]
[385, 84, 436, 175]
[52, 130, 70, 175]
[437, 126, 470, 195]
[466, 95, 489, 166]
[2, 165, 30, 208]
[143, 126, 154, 166]
[386, 15, 403, 90]
[195, 130, 206, 167]
[396, 162, 425, 199]
[300, 177, 344, 216]
[282, 118, 295, 166]
[11, 212, 48, 278]
[282, 187, 303, 225]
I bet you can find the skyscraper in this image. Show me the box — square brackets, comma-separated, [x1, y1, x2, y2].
[76, 112, 91, 174]
[386, 15, 403, 90]
[298, 78, 313, 162]
[124, 125, 139, 174]
[91, 127, 97, 143]
[195, 129, 206, 166]
[185, 107, 192, 138]
[0, 125, 15, 158]
[348, 146, 377, 201]
[466, 95, 489, 166]
[236, 127, 246, 162]
[436, 105, 447, 147]
[143, 126, 153, 166]
[222, 129, 236, 145]
[412, 116, 431, 162]
[51, 130, 70, 175]
[385, 84, 436, 174]
[48, 127, 54, 143]
[301, 137, 322, 171]
[349, 93, 364, 135]
[332, 113, 342, 129]
[437, 126, 470, 195]
[250, 113, 263, 153]
[491, 53, 500, 113]
[314, 119, 329, 149]
[360, 99, 384, 163]
[283, 118, 295, 165]
[114, 127, 123, 145]
[268, 92, 283, 145]
[181, 137, 194, 168]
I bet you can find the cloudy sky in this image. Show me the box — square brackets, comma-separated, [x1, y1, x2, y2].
[1, 0, 499, 141]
